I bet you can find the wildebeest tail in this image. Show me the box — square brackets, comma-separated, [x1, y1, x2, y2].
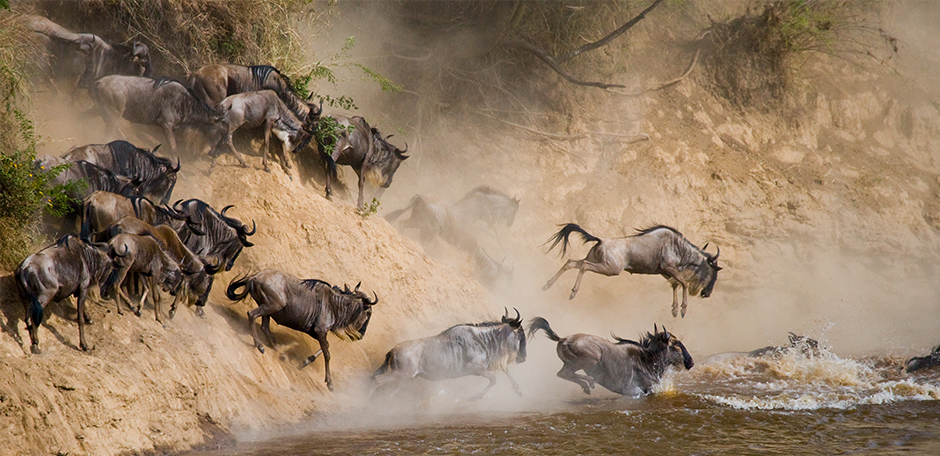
[225, 272, 253, 302]
[384, 195, 419, 223]
[80, 199, 95, 239]
[527, 317, 562, 342]
[546, 223, 601, 256]
[318, 145, 338, 182]
[17, 267, 43, 328]
[371, 351, 393, 379]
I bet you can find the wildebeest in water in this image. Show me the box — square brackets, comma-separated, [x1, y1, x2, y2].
[372, 308, 527, 400]
[543, 224, 721, 318]
[528, 317, 693, 397]
[905, 345, 940, 373]
[226, 270, 377, 392]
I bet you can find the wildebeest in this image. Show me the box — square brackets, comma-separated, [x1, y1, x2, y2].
[102, 233, 184, 323]
[15, 235, 113, 353]
[24, 15, 152, 92]
[317, 114, 409, 210]
[372, 308, 527, 400]
[106, 216, 221, 317]
[80, 191, 203, 242]
[187, 64, 318, 122]
[62, 140, 179, 205]
[172, 199, 255, 271]
[49, 160, 142, 203]
[90, 76, 227, 154]
[905, 345, 940, 373]
[700, 333, 822, 364]
[528, 317, 693, 397]
[386, 186, 519, 245]
[214, 90, 318, 175]
[226, 270, 378, 392]
[543, 224, 722, 318]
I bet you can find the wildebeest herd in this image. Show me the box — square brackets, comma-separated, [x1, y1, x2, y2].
[11, 15, 938, 403]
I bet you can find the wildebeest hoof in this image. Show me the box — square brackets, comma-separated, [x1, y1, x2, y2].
[582, 387, 591, 395]
[569, 290, 578, 300]
[542, 283, 551, 291]
[168, 309, 176, 320]
[134, 309, 142, 317]
[671, 306, 678, 318]
[30, 344, 41, 355]
[81, 342, 94, 351]
[256, 344, 265, 354]
[514, 390, 523, 397]
[195, 307, 206, 318]
[326, 382, 334, 392]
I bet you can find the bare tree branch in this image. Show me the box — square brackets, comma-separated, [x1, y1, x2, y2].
[503, 38, 626, 89]
[502, 0, 666, 89]
[556, 0, 667, 63]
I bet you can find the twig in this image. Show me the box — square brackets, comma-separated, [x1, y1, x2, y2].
[556, 0, 667, 63]
[607, 30, 711, 97]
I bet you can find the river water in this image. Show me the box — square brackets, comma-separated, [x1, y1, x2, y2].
[187, 347, 940, 455]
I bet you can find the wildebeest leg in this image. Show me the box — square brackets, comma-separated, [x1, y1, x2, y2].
[149, 276, 166, 326]
[470, 370, 498, 401]
[543, 259, 582, 291]
[356, 166, 367, 210]
[503, 368, 523, 397]
[260, 315, 276, 347]
[160, 122, 177, 154]
[109, 265, 133, 316]
[261, 121, 273, 173]
[663, 268, 689, 318]
[314, 334, 334, 392]
[75, 287, 93, 351]
[247, 306, 279, 354]
[210, 133, 248, 171]
[570, 260, 619, 300]
[557, 364, 595, 395]
[301, 349, 323, 369]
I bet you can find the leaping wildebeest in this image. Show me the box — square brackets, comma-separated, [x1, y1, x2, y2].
[90, 76, 228, 154]
[371, 308, 527, 400]
[214, 90, 319, 175]
[15, 235, 113, 353]
[317, 114, 409, 210]
[61, 140, 179, 205]
[528, 317, 693, 397]
[24, 15, 152, 93]
[225, 270, 377, 392]
[543, 224, 722, 318]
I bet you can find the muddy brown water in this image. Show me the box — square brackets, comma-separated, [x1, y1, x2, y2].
[186, 351, 940, 455]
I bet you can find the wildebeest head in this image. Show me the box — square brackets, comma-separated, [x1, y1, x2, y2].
[905, 345, 940, 373]
[369, 130, 409, 189]
[131, 42, 152, 77]
[335, 281, 378, 341]
[699, 244, 722, 298]
[501, 307, 527, 363]
[617, 324, 693, 371]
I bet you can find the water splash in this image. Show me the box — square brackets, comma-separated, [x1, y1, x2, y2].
[684, 347, 940, 411]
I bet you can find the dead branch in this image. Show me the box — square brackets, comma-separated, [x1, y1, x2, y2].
[608, 30, 712, 97]
[556, 0, 667, 63]
[502, 0, 665, 89]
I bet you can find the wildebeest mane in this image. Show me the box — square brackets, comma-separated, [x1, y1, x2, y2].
[301, 278, 331, 290]
[632, 224, 682, 238]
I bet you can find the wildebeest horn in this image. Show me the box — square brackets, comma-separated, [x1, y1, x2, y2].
[152, 144, 161, 154]
[204, 256, 223, 275]
[344, 284, 351, 293]
[173, 199, 183, 211]
[171, 156, 180, 172]
[513, 307, 521, 323]
[367, 291, 378, 306]
[114, 244, 129, 257]
[221, 205, 233, 216]
[243, 220, 256, 236]
[702, 242, 709, 252]
[355, 281, 361, 292]
[713, 246, 720, 261]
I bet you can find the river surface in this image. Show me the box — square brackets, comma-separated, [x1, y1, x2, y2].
[187, 349, 940, 455]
